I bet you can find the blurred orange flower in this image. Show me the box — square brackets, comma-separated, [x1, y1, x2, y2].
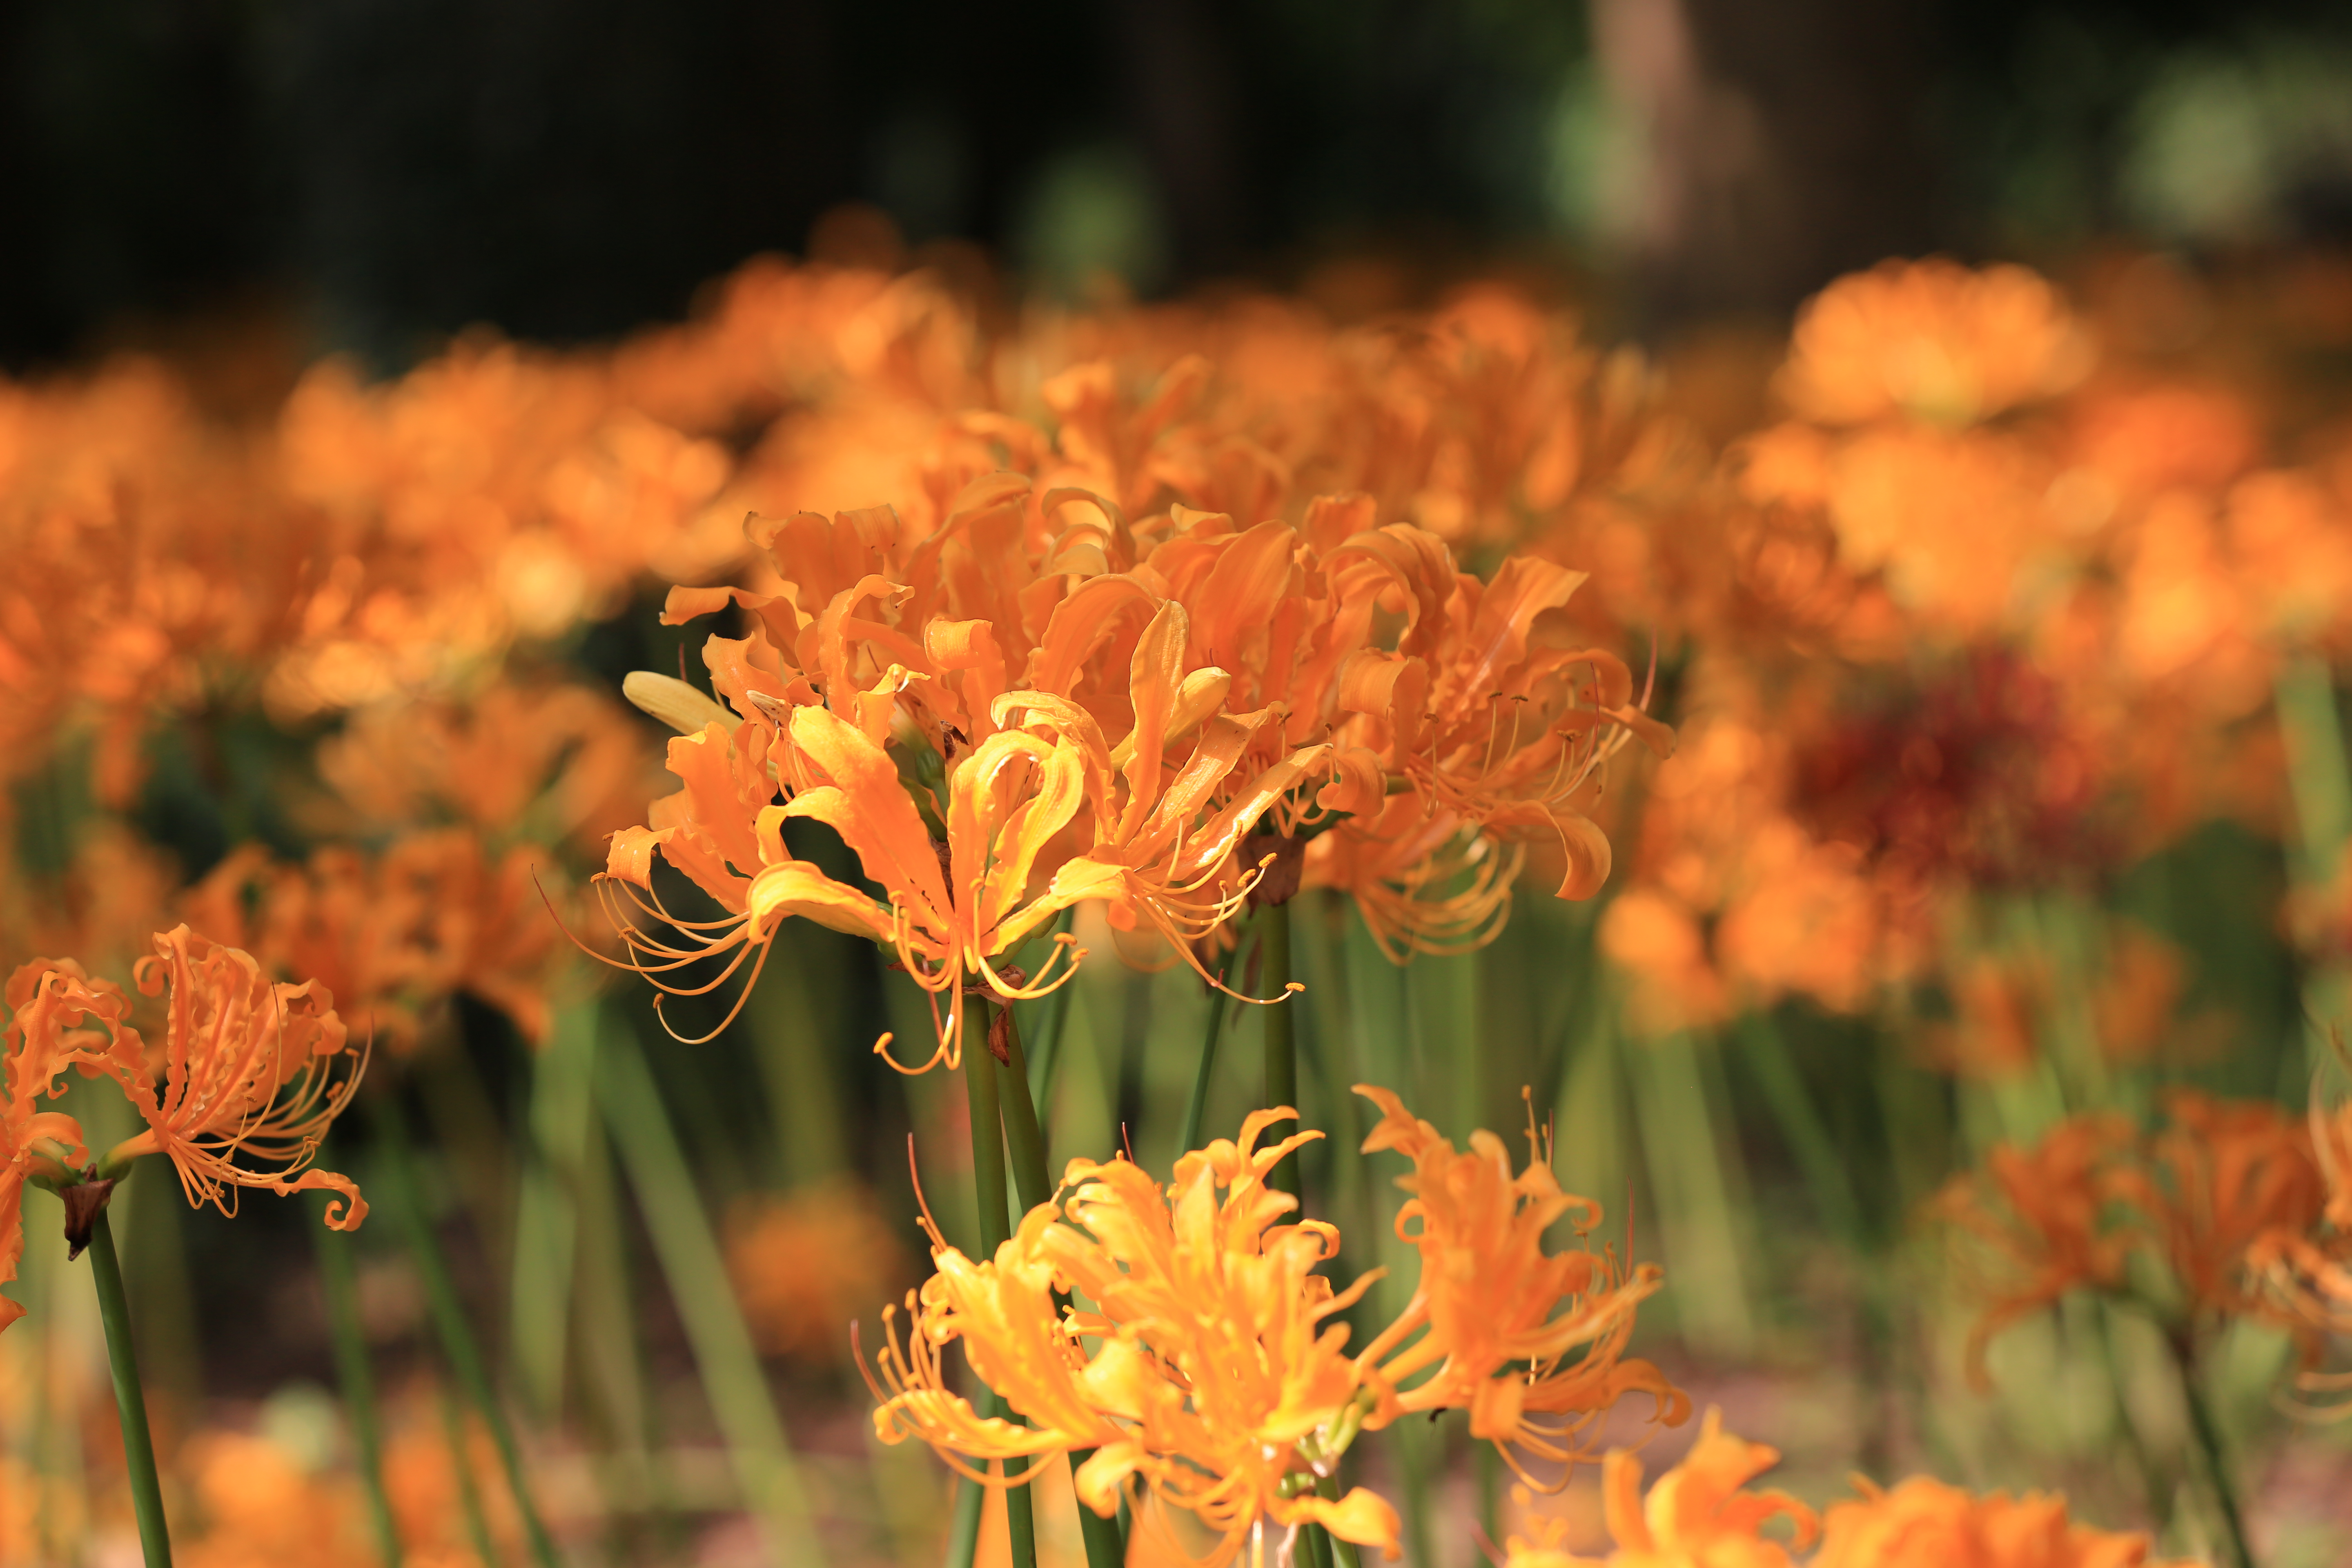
[1813, 1476, 2185, 1568]
[1561, 1408, 1818, 1568]
[2106, 1089, 2326, 1332]
[1775, 259, 2091, 429]
[1930, 1114, 2135, 1383]
[727, 1181, 909, 1363]
[1354, 1085, 1686, 1484]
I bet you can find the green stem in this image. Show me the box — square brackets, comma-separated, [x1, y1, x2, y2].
[2167, 1330, 2256, 1568]
[318, 1220, 403, 1566]
[511, 999, 599, 1422]
[1178, 972, 1235, 1162]
[2276, 658, 2352, 1073]
[1737, 1013, 1869, 1252]
[377, 1114, 564, 1568]
[597, 1024, 825, 1566]
[997, 1009, 1125, 1568]
[1298, 1511, 1335, 1568]
[1317, 1474, 1360, 1568]
[88, 1207, 173, 1568]
[944, 1466, 987, 1568]
[960, 1010, 1036, 1568]
[441, 1381, 503, 1568]
[2091, 1303, 2173, 1535]
[1021, 912, 1078, 1109]
[1262, 901, 1299, 1197]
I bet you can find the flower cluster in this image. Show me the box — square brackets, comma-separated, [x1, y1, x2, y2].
[1506, 1407, 2187, 1568]
[601, 473, 1666, 1064]
[1933, 1088, 2345, 1378]
[864, 1091, 1682, 1564]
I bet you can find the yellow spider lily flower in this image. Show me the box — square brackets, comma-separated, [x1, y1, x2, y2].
[864, 1108, 1402, 1566]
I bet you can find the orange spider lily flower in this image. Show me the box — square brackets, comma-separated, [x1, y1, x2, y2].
[2249, 1078, 2352, 1396]
[1775, 259, 2092, 429]
[76, 927, 368, 1229]
[1929, 1114, 2136, 1385]
[1323, 534, 1667, 899]
[1564, 1408, 1818, 1568]
[604, 589, 1332, 1068]
[1813, 1476, 2189, 1568]
[1303, 796, 1524, 961]
[1, 960, 113, 1332]
[1353, 1086, 1686, 1487]
[318, 678, 653, 850]
[184, 831, 566, 1052]
[2105, 1089, 2327, 1331]
[863, 1108, 1402, 1565]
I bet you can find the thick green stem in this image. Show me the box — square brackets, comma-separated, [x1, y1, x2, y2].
[318, 1221, 403, 1566]
[377, 1116, 564, 1568]
[88, 1207, 173, 1568]
[997, 1009, 1125, 1568]
[1317, 1474, 1361, 1568]
[2168, 1331, 2256, 1568]
[1298, 1511, 1335, 1568]
[1262, 901, 1299, 1197]
[960, 1011, 1037, 1568]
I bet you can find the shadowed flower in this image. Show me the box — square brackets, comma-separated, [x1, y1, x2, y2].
[1353, 1086, 1685, 1486]
[184, 831, 568, 1052]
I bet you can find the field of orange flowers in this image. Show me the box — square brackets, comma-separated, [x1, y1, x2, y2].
[4, 238, 2352, 1568]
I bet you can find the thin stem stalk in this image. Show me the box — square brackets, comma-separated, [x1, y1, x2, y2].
[318, 1219, 403, 1566]
[1178, 975, 1234, 1163]
[2167, 1330, 2256, 1568]
[88, 1207, 173, 1568]
[1261, 901, 1299, 1197]
[597, 1024, 824, 1566]
[377, 1114, 564, 1568]
[441, 1381, 503, 1568]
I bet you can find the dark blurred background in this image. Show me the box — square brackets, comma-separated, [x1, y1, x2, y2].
[7, 0, 2352, 370]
